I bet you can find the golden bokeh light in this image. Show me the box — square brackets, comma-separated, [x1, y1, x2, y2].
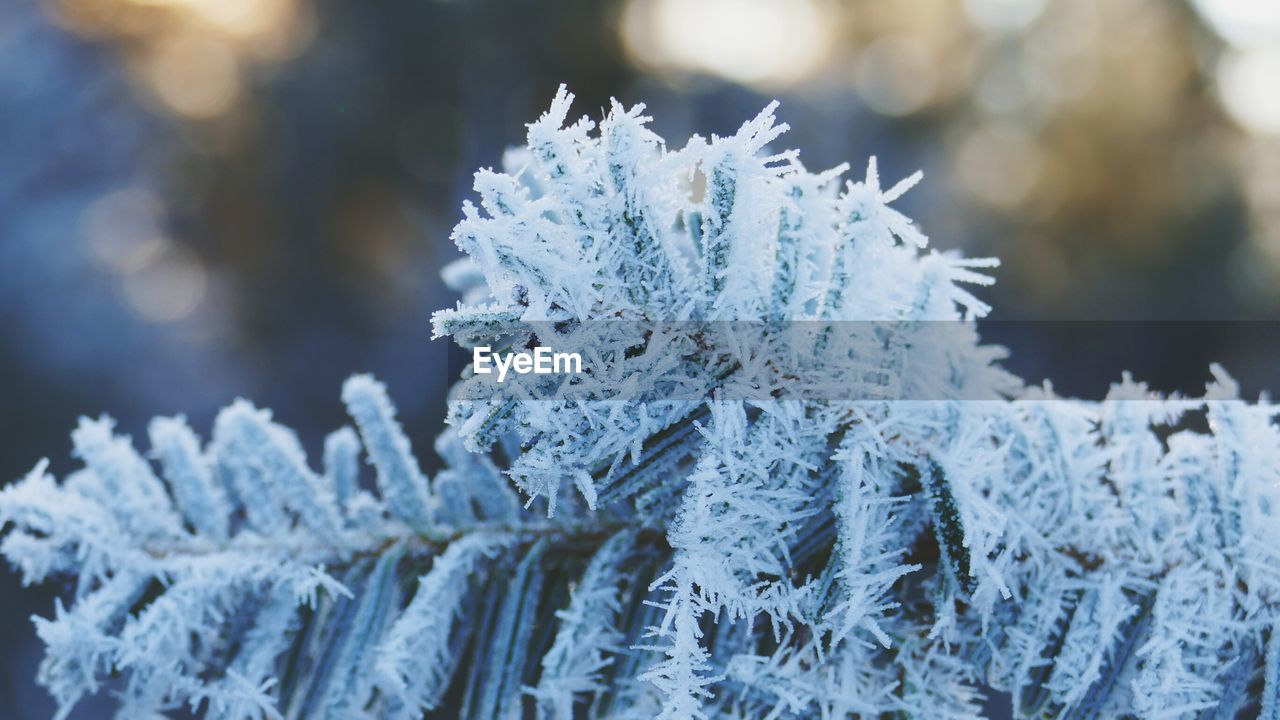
[854, 36, 939, 117]
[80, 188, 210, 323]
[144, 33, 240, 118]
[952, 124, 1042, 210]
[48, 0, 311, 120]
[620, 0, 837, 88]
[121, 243, 208, 323]
[961, 0, 1047, 32]
[1217, 48, 1280, 136]
[1192, 0, 1280, 50]
[82, 189, 169, 273]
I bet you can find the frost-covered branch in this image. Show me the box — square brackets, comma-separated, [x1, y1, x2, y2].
[5, 86, 1280, 719]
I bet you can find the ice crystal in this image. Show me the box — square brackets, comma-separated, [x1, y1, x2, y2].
[3, 86, 1279, 719]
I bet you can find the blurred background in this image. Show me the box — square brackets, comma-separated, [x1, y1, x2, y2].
[1, 0, 1277, 715]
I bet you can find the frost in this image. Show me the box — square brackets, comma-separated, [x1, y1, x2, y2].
[376, 534, 506, 717]
[4, 86, 1280, 718]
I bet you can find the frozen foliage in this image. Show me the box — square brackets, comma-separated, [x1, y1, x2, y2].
[5, 86, 1280, 718]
